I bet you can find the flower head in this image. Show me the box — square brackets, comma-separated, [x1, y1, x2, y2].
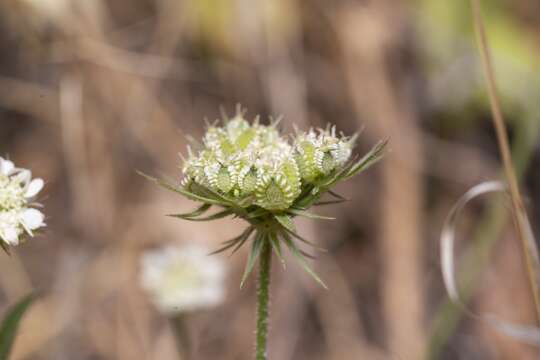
[0, 157, 45, 249]
[294, 126, 355, 182]
[140, 244, 226, 314]
[142, 108, 386, 287]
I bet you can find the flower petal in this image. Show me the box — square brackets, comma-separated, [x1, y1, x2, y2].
[1, 159, 14, 176]
[24, 179, 44, 198]
[20, 209, 45, 231]
[2, 227, 19, 245]
[13, 170, 31, 186]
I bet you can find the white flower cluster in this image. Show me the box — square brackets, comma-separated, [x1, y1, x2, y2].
[140, 245, 226, 314]
[181, 115, 354, 211]
[0, 157, 45, 247]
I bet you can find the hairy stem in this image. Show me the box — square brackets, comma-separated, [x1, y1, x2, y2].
[255, 235, 272, 360]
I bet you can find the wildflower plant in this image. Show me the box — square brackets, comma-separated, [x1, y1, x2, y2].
[0, 157, 45, 253]
[141, 109, 386, 360]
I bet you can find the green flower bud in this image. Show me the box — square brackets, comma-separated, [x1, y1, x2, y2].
[216, 166, 233, 193]
[255, 157, 301, 211]
[294, 127, 354, 182]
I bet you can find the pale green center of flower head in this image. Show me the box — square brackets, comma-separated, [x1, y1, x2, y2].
[0, 175, 26, 211]
[181, 113, 354, 211]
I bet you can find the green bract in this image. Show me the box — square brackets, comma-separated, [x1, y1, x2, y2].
[143, 110, 387, 287]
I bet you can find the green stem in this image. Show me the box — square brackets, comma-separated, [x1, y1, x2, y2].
[171, 314, 190, 360]
[255, 236, 272, 360]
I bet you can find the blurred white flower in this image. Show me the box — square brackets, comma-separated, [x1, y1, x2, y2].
[140, 245, 226, 314]
[19, 0, 70, 22]
[0, 157, 45, 248]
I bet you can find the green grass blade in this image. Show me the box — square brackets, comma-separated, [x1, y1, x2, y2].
[0, 293, 36, 360]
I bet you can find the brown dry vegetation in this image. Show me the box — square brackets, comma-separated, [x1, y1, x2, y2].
[1, 0, 540, 359]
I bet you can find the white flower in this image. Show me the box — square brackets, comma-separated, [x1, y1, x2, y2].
[140, 244, 226, 314]
[0, 157, 45, 247]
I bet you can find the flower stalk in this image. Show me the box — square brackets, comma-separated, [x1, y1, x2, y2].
[255, 235, 272, 360]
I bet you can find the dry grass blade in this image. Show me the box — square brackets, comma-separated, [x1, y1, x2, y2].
[470, 0, 540, 323]
[441, 181, 506, 302]
[441, 181, 540, 346]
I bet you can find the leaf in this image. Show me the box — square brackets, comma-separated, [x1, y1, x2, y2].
[229, 227, 255, 256]
[240, 232, 265, 288]
[269, 232, 285, 267]
[284, 228, 327, 251]
[281, 232, 327, 289]
[167, 204, 212, 219]
[0, 293, 36, 359]
[275, 215, 327, 251]
[287, 209, 335, 220]
[137, 171, 225, 206]
[298, 248, 317, 260]
[328, 190, 348, 201]
[318, 158, 357, 188]
[274, 214, 296, 233]
[291, 185, 320, 209]
[208, 227, 254, 255]
[313, 199, 347, 206]
[168, 208, 234, 221]
[0, 242, 10, 256]
[343, 140, 387, 180]
[247, 208, 269, 219]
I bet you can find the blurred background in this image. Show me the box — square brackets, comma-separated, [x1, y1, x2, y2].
[1, 0, 540, 359]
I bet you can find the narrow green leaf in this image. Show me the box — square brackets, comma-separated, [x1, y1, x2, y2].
[343, 140, 387, 180]
[137, 171, 225, 206]
[274, 214, 296, 233]
[0, 242, 10, 256]
[247, 208, 269, 219]
[318, 158, 357, 188]
[313, 199, 347, 206]
[328, 190, 347, 201]
[0, 293, 36, 359]
[208, 227, 253, 255]
[269, 232, 285, 267]
[240, 233, 265, 288]
[229, 227, 255, 256]
[169, 209, 234, 222]
[282, 228, 327, 251]
[281, 233, 327, 289]
[299, 248, 317, 260]
[287, 209, 335, 220]
[238, 195, 255, 208]
[274, 216, 326, 251]
[195, 185, 236, 205]
[167, 203, 212, 219]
